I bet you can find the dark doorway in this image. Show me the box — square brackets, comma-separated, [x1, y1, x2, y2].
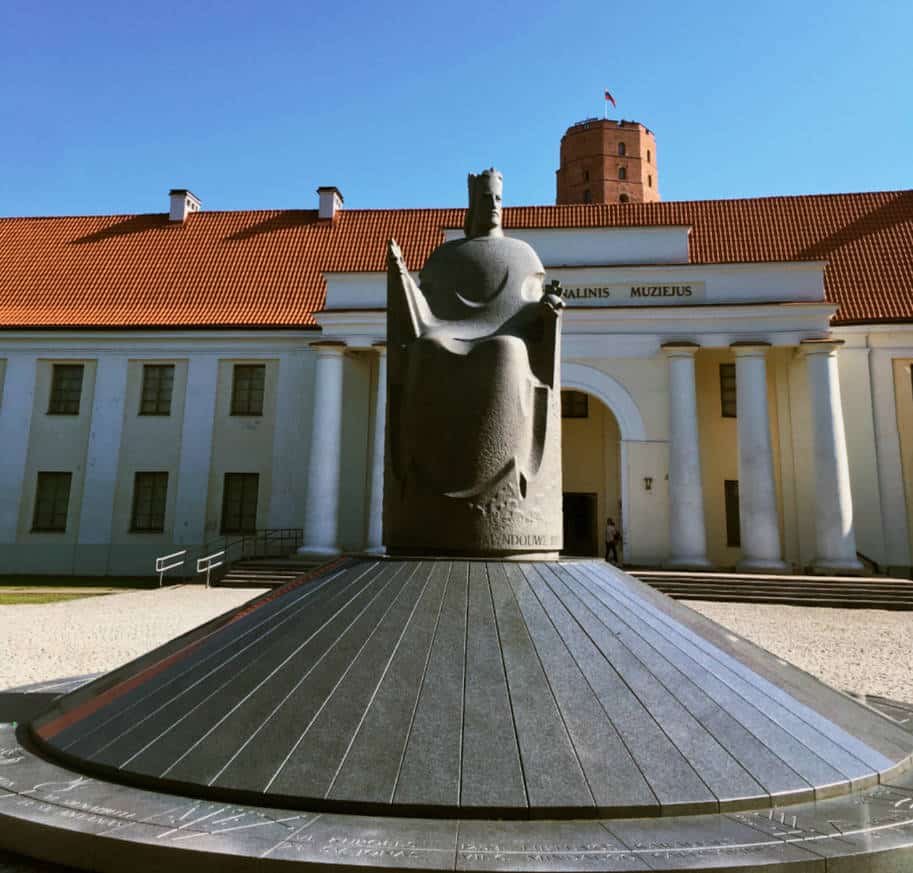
[562, 492, 598, 556]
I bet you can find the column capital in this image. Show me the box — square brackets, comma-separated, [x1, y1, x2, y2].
[797, 338, 845, 358]
[661, 341, 700, 358]
[309, 340, 347, 357]
[730, 341, 771, 358]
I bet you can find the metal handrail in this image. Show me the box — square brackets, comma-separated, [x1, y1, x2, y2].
[188, 528, 304, 587]
[196, 551, 225, 587]
[154, 549, 187, 587]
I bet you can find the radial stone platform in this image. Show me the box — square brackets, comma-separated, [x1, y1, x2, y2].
[2, 558, 913, 872]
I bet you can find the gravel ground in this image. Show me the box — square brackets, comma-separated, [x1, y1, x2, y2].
[0, 583, 909, 703]
[685, 599, 913, 702]
[0, 585, 263, 690]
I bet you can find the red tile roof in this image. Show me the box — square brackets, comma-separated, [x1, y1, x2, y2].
[1, 190, 911, 328]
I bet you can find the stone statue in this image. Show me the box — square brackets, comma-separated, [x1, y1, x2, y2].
[384, 168, 564, 558]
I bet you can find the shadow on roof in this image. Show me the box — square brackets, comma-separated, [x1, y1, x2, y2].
[69, 215, 173, 245]
[226, 210, 321, 241]
[797, 190, 913, 260]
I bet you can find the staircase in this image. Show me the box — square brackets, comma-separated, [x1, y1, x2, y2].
[632, 569, 913, 610]
[214, 558, 325, 589]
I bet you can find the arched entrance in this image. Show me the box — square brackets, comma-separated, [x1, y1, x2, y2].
[561, 389, 620, 556]
[560, 363, 647, 558]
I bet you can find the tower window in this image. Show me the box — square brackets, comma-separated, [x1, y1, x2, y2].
[582, 189, 591, 203]
[617, 142, 626, 156]
[618, 166, 627, 180]
[648, 174, 653, 187]
[619, 194, 629, 203]
[647, 149, 652, 163]
[583, 169, 589, 182]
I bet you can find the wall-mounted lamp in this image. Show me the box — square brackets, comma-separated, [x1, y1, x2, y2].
[643, 476, 653, 491]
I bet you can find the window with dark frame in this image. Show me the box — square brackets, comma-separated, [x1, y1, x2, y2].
[221, 473, 259, 534]
[561, 390, 589, 419]
[32, 472, 72, 532]
[617, 142, 626, 156]
[48, 364, 84, 415]
[618, 166, 627, 180]
[130, 472, 168, 532]
[139, 365, 175, 415]
[724, 480, 741, 547]
[720, 363, 737, 417]
[230, 364, 265, 416]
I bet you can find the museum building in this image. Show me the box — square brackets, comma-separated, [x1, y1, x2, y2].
[1, 119, 913, 577]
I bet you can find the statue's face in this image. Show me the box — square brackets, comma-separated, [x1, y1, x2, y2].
[471, 174, 503, 236]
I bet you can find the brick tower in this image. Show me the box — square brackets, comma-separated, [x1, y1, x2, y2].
[556, 119, 659, 205]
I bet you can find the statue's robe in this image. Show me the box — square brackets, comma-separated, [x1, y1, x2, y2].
[385, 234, 562, 557]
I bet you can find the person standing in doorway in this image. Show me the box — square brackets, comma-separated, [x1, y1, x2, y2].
[605, 517, 620, 563]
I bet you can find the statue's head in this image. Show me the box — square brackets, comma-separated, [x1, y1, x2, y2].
[465, 168, 504, 238]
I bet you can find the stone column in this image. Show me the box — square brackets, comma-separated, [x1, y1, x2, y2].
[662, 343, 710, 568]
[799, 340, 863, 573]
[365, 343, 387, 554]
[298, 341, 346, 557]
[732, 343, 788, 572]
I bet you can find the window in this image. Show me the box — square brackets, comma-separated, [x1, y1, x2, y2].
[561, 390, 589, 418]
[32, 472, 72, 532]
[719, 363, 737, 417]
[48, 364, 84, 415]
[231, 364, 265, 416]
[131, 472, 168, 532]
[619, 194, 630, 203]
[618, 166, 627, 180]
[647, 149, 652, 163]
[221, 473, 259, 533]
[648, 174, 653, 187]
[617, 142, 626, 156]
[583, 169, 589, 182]
[582, 189, 592, 203]
[724, 480, 741, 547]
[139, 365, 174, 415]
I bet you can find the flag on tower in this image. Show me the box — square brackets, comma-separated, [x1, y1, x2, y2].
[604, 90, 616, 107]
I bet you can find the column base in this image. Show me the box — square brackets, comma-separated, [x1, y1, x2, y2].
[736, 557, 791, 574]
[363, 546, 386, 556]
[808, 558, 865, 576]
[665, 557, 713, 571]
[297, 545, 342, 559]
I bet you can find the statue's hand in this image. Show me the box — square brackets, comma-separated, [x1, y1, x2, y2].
[541, 293, 565, 315]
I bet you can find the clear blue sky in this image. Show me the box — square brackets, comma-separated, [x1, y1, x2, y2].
[2, 0, 911, 217]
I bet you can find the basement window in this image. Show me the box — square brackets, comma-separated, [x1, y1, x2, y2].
[32, 472, 72, 532]
[131, 472, 168, 532]
[221, 473, 259, 534]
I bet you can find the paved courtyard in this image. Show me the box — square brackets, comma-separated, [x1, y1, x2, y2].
[0, 581, 909, 702]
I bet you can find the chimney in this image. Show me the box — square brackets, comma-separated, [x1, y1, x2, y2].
[169, 189, 201, 222]
[317, 186, 344, 220]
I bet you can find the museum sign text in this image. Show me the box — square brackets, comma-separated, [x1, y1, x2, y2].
[558, 281, 707, 305]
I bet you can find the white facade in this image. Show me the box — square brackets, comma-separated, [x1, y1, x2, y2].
[2, 226, 913, 576]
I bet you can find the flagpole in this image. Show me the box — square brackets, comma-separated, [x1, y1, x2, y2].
[604, 90, 607, 120]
